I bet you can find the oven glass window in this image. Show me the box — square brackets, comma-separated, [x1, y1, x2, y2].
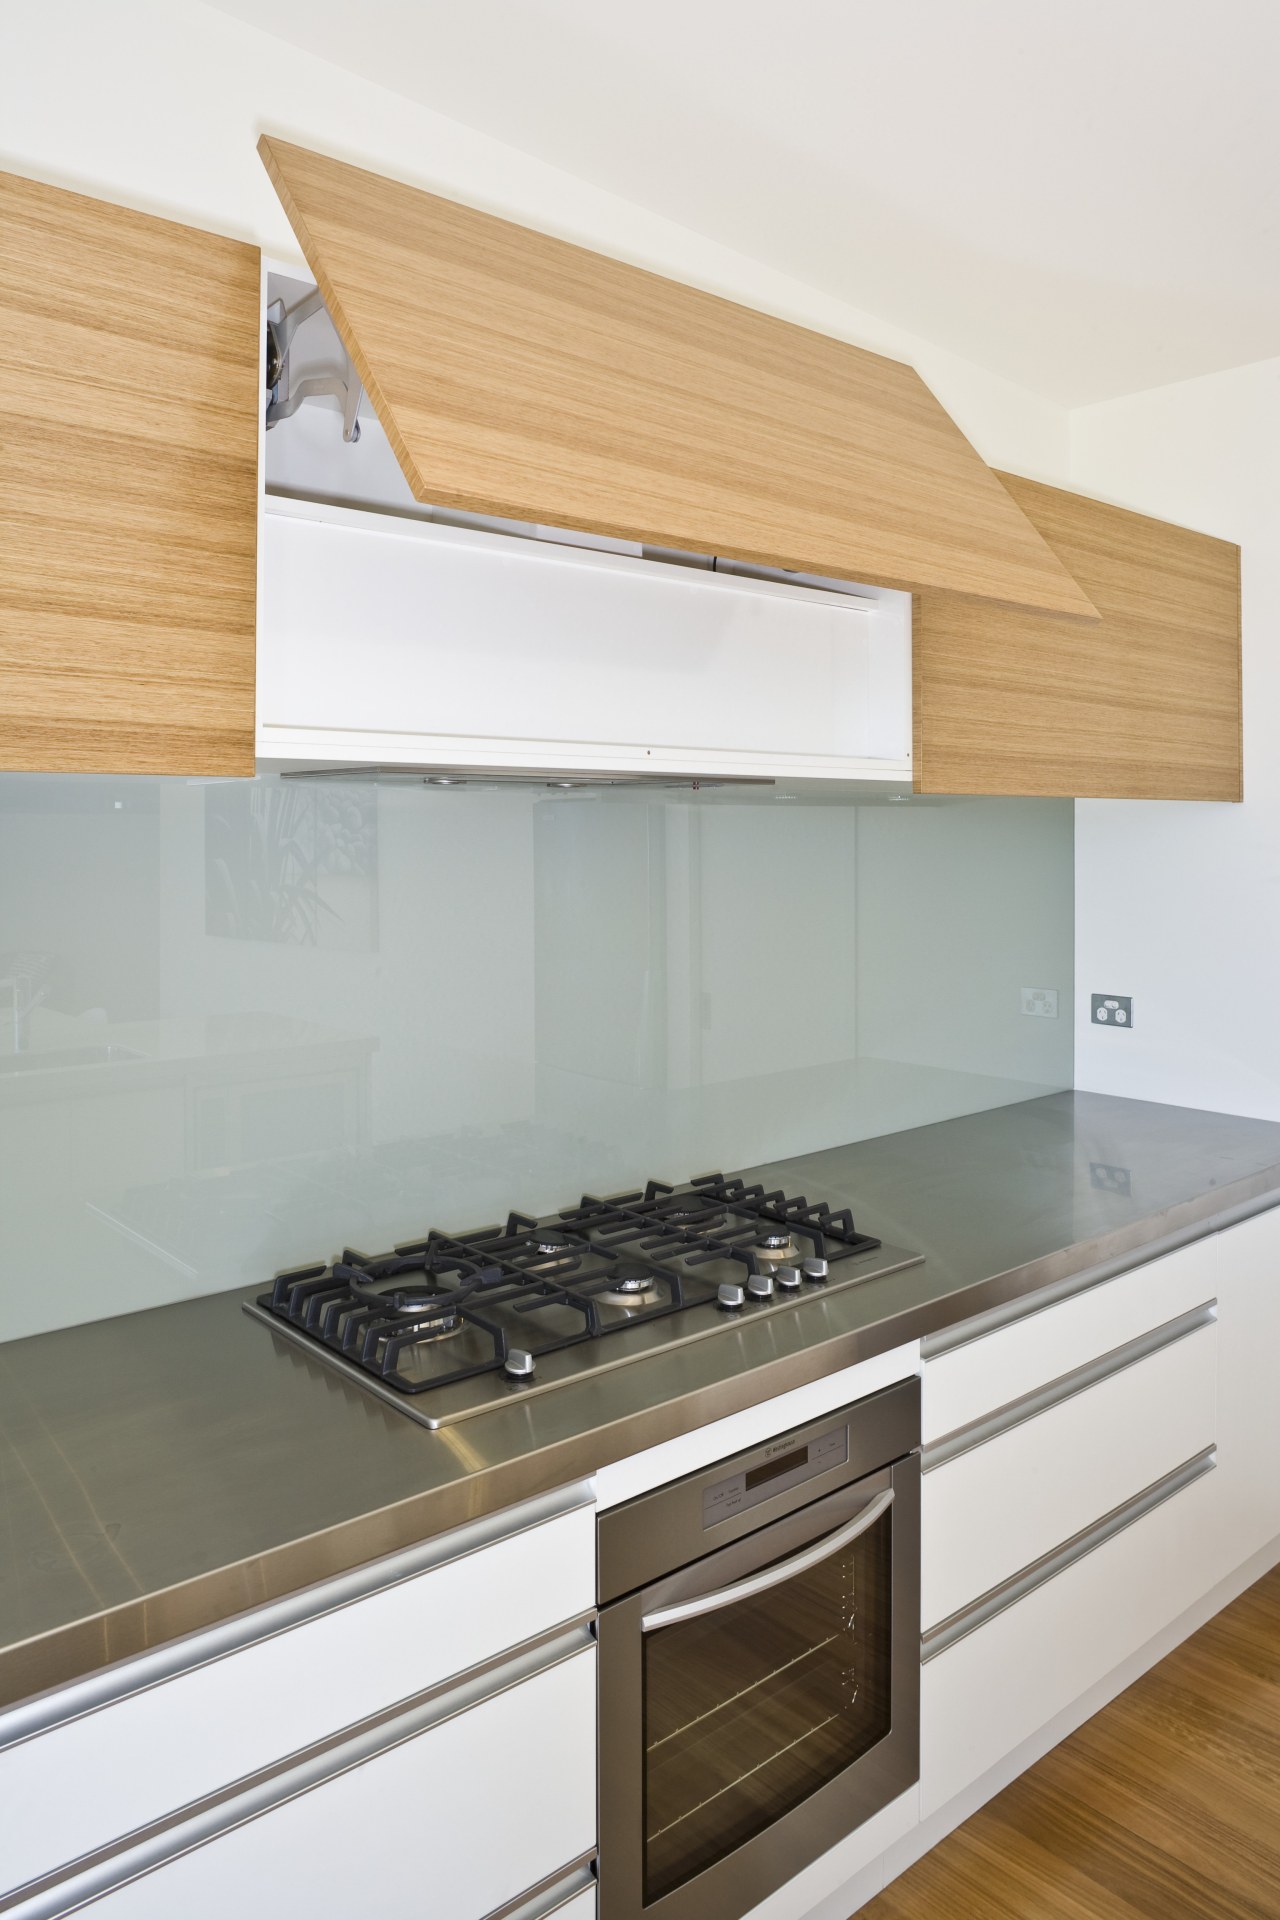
[641, 1500, 892, 1904]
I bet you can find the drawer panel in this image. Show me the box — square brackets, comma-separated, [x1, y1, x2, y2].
[69, 1646, 596, 1920]
[923, 1236, 1222, 1443]
[0, 1495, 593, 1899]
[922, 1320, 1215, 1630]
[921, 1459, 1218, 1815]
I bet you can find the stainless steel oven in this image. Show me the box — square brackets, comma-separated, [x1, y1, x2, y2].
[597, 1378, 920, 1920]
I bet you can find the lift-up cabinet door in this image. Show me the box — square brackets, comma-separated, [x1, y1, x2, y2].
[0, 168, 259, 776]
[913, 474, 1242, 800]
[255, 136, 1096, 618]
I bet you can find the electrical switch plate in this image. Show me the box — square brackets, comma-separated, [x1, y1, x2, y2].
[1021, 987, 1059, 1018]
[1091, 993, 1133, 1029]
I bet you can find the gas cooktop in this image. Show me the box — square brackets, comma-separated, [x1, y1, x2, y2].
[245, 1173, 923, 1427]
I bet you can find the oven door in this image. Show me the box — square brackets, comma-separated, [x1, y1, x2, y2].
[597, 1454, 919, 1920]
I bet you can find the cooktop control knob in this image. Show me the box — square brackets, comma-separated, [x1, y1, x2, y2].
[746, 1271, 774, 1300]
[504, 1347, 536, 1380]
[717, 1280, 746, 1310]
[802, 1257, 829, 1282]
[775, 1264, 802, 1289]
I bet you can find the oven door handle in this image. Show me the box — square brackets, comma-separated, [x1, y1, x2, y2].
[640, 1486, 894, 1633]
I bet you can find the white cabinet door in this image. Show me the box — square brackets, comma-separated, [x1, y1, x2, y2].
[921, 1463, 1218, 1814]
[81, 1646, 596, 1920]
[922, 1232, 1222, 1444]
[1206, 1204, 1280, 1575]
[0, 1492, 593, 1900]
[919, 1207, 1280, 1826]
[922, 1321, 1216, 1630]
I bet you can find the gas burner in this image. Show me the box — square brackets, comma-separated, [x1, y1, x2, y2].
[653, 1194, 726, 1230]
[525, 1228, 581, 1265]
[349, 1278, 460, 1319]
[595, 1259, 666, 1309]
[752, 1230, 799, 1265]
[383, 1305, 465, 1342]
[336, 1255, 460, 1316]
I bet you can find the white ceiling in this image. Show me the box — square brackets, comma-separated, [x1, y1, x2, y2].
[216, 0, 1280, 405]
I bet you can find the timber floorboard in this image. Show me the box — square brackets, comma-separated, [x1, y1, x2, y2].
[860, 1562, 1280, 1918]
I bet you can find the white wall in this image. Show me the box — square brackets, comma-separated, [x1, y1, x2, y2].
[1071, 357, 1280, 1117]
[0, 0, 1067, 484]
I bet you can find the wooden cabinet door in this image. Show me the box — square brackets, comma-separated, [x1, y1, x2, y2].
[913, 474, 1242, 800]
[0, 171, 259, 774]
[257, 138, 1096, 619]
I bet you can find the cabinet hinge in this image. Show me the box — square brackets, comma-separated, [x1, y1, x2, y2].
[265, 290, 363, 443]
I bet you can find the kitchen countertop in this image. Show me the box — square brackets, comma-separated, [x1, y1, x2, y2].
[4, 1088, 1280, 1714]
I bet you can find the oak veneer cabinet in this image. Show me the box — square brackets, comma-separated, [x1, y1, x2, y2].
[913, 473, 1242, 800]
[0, 170, 260, 776]
[257, 136, 1096, 621]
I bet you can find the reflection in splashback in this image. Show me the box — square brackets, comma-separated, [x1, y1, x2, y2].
[0, 777, 1073, 1340]
[205, 781, 379, 949]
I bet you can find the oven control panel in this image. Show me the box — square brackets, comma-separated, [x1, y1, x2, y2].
[702, 1422, 850, 1528]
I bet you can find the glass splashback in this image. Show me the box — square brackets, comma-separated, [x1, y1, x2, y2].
[0, 779, 1073, 1340]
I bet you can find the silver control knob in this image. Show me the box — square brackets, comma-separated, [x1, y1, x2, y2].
[746, 1271, 774, 1299]
[504, 1347, 536, 1380]
[775, 1265, 802, 1290]
[802, 1257, 829, 1281]
[717, 1280, 746, 1309]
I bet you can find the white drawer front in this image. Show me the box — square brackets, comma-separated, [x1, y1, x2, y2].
[923, 1236, 1222, 1443]
[922, 1320, 1216, 1631]
[81, 1647, 596, 1920]
[921, 1460, 1219, 1814]
[0, 1498, 593, 1899]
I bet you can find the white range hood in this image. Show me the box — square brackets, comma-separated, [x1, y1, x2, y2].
[256, 494, 913, 784]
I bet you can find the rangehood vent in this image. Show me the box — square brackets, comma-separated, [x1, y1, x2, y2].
[257, 137, 1097, 621]
[281, 766, 774, 791]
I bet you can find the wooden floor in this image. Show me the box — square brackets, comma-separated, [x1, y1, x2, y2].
[860, 1562, 1280, 1919]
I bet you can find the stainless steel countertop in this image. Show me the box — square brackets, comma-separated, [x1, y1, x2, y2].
[5, 1089, 1280, 1713]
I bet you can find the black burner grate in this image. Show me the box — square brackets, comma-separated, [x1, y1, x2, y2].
[258, 1172, 881, 1396]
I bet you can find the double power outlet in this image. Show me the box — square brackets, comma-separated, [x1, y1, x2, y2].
[1018, 989, 1136, 1028]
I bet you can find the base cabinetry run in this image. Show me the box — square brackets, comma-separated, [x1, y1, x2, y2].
[846, 1203, 1280, 1916]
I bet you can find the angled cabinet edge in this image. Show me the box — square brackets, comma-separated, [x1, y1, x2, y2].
[913, 474, 1242, 802]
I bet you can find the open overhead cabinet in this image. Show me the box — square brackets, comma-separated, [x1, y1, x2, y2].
[257, 137, 1097, 621]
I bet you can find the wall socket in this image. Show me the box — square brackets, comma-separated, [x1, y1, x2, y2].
[1091, 993, 1133, 1029]
[1020, 987, 1059, 1019]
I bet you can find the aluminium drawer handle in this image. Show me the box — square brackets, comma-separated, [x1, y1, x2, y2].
[641, 1488, 894, 1633]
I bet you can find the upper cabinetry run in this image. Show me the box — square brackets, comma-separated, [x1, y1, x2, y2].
[0, 169, 260, 777]
[1, 146, 1239, 800]
[914, 475, 1243, 801]
[256, 136, 1097, 620]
